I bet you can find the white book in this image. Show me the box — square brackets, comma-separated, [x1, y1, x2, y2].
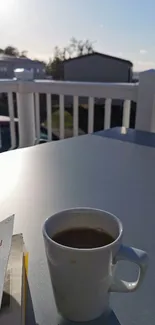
[0, 215, 14, 308]
[0, 234, 26, 325]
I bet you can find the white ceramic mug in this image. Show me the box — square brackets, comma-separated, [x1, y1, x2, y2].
[43, 208, 148, 322]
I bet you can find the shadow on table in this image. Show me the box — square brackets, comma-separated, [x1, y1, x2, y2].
[25, 274, 121, 325]
[26, 279, 38, 325]
[59, 310, 121, 325]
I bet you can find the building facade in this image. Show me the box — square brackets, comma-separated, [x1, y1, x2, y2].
[62, 52, 133, 83]
[0, 55, 46, 79]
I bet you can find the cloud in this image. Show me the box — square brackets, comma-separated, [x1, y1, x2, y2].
[140, 49, 148, 55]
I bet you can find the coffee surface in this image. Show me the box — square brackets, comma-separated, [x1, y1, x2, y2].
[52, 227, 114, 248]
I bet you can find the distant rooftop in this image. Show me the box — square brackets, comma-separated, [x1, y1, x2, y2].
[63, 52, 133, 66]
[0, 54, 43, 64]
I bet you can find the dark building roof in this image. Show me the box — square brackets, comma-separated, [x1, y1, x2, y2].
[0, 54, 44, 65]
[63, 52, 133, 66]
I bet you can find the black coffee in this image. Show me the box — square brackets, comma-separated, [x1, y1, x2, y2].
[52, 227, 114, 249]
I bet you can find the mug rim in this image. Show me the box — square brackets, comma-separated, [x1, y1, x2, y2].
[42, 207, 123, 252]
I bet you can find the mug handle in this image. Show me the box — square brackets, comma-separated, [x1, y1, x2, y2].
[109, 245, 148, 292]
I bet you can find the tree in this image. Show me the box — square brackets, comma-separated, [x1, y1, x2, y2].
[69, 37, 78, 57]
[20, 50, 28, 58]
[0, 46, 29, 57]
[84, 39, 94, 54]
[66, 45, 72, 59]
[4, 46, 19, 57]
[46, 38, 94, 76]
[46, 58, 53, 75]
[77, 40, 84, 56]
[46, 46, 63, 77]
[62, 47, 67, 60]
[68, 38, 94, 57]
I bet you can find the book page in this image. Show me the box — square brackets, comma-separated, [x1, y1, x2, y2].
[0, 215, 14, 308]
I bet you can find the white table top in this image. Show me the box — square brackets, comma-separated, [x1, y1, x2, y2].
[0, 134, 154, 325]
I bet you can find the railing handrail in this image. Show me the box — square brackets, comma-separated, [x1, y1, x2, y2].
[0, 79, 18, 92]
[0, 79, 138, 101]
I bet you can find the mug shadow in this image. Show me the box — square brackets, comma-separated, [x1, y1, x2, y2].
[58, 310, 122, 325]
[25, 268, 121, 325]
[26, 279, 38, 325]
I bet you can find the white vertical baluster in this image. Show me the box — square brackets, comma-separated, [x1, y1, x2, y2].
[60, 94, 64, 139]
[15, 69, 35, 148]
[8, 93, 16, 148]
[35, 93, 40, 143]
[16, 91, 36, 148]
[122, 100, 131, 128]
[73, 96, 79, 136]
[47, 93, 52, 141]
[104, 98, 112, 129]
[88, 97, 94, 133]
[136, 70, 155, 132]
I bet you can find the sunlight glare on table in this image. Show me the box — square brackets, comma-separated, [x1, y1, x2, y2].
[0, 152, 23, 204]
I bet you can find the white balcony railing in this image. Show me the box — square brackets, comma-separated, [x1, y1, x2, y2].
[0, 69, 155, 150]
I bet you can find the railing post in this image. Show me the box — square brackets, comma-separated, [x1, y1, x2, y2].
[14, 69, 36, 148]
[135, 70, 155, 132]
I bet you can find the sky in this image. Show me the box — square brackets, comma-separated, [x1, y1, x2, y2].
[0, 0, 155, 71]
